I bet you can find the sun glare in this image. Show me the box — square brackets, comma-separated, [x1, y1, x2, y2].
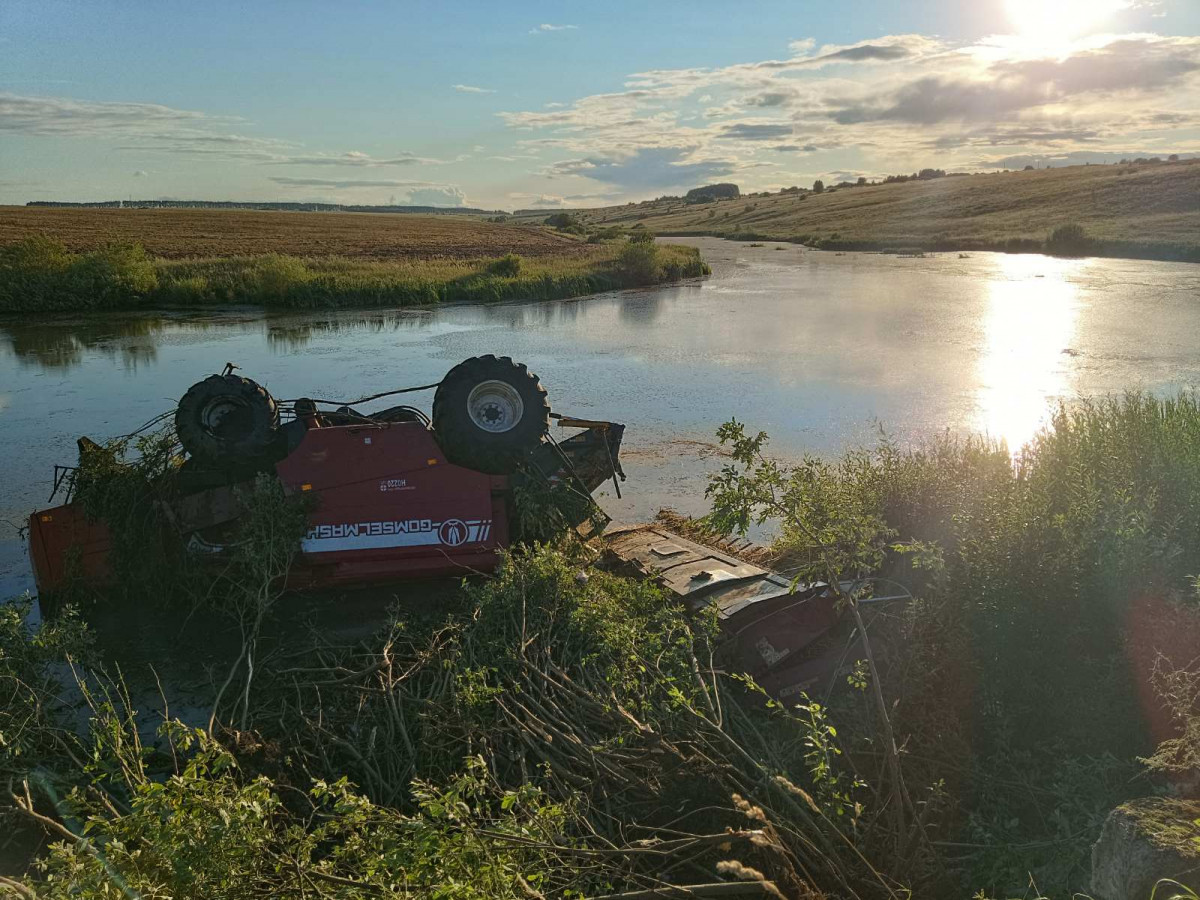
[975, 254, 1086, 453]
[1004, 0, 1125, 53]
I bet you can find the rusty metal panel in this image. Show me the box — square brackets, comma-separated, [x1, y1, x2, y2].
[606, 528, 708, 572]
[697, 577, 798, 618]
[605, 526, 798, 614]
[657, 558, 765, 596]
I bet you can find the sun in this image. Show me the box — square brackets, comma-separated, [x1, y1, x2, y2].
[1004, 0, 1126, 51]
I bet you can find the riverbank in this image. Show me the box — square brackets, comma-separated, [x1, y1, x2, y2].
[662, 229, 1200, 263]
[0, 237, 708, 313]
[554, 159, 1200, 264]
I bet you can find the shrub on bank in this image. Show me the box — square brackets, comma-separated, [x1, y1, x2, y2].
[485, 252, 523, 277]
[0, 236, 159, 311]
[1046, 222, 1095, 256]
[617, 239, 661, 284]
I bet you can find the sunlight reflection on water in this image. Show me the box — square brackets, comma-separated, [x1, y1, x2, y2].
[975, 254, 1086, 452]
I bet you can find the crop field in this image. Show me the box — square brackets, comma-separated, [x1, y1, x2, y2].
[0, 207, 584, 260]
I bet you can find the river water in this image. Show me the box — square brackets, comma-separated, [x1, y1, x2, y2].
[3, 237, 1200, 597]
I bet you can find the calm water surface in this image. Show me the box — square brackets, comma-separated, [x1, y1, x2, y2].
[3, 237, 1200, 596]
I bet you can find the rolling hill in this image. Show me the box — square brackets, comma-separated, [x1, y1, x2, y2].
[523, 160, 1200, 261]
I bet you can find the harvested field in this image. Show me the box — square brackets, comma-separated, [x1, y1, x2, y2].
[0, 207, 583, 260]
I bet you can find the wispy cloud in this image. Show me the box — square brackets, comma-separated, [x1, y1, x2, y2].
[409, 186, 468, 206]
[265, 150, 442, 167]
[267, 176, 468, 206]
[1, 93, 451, 170]
[545, 147, 737, 190]
[453, 84, 496, 94]
[530, 23, 578, 34]
[269, 176, 435, 188]
[716, 123, 794, 141]
[0, 92, 221, 137]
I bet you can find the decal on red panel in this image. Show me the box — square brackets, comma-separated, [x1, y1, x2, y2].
[301, 517, 491, 553]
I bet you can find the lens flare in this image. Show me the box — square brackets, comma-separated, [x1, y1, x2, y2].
[1004, 0, 1127, 49]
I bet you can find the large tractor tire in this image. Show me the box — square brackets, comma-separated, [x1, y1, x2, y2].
[175, 374, 279, 467]
[432, 355, 550, 474]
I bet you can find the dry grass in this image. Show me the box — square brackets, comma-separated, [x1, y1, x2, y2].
[0, 207, 585, 260]
[550, 160, 1200, 258]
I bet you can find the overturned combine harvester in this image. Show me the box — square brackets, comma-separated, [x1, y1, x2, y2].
[29, 355, 625, 592]
[29, 355, 901, 699]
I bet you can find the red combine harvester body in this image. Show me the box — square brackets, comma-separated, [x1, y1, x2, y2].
[29, 423, 523, 593]
[278, 424, 507, 586]
[28, 356, 625, 599]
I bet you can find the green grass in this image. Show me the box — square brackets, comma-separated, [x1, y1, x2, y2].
[552, 159, 1200, 262]
[0, 237, 708, 313]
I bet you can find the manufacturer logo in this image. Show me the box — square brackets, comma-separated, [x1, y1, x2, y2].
[438, 519, 468, 546]
[301, 517, 492, 553]
[755, 636, 791, 667]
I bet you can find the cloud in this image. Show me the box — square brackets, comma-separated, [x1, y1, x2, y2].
[827, 36, 1200, 126]
[744, 91, 798, 108]
[265, 150, 439, 167]
[0, 91, 217, 136]
[530, 23, 578, 33]
[529, 195, 566, 207]
[453, 84, 495, 94]
[928, 127, 1104, 149]
[267, 177, 467, 205]
[407, 186, 467, 206]
[496, 30, 1200, 198]
[791, 35, 941, 67]
[988, 149, 1197, 168]
[0, 92, 456, 173]
[717, 123, 794, 140]
[268, 176, 423, 188]
[0, 92, 303, 161]
[545, 147, 736, 191]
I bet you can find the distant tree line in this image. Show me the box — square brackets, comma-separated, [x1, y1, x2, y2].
[881, 168, 947, 184]
[684, 183, 740, 203]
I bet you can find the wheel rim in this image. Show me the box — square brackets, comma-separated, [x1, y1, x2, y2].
[467, 380, 524, 434]
[200, 397, 249, 439]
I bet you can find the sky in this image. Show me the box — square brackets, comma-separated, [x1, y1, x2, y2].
[2, 0, 1198, 210]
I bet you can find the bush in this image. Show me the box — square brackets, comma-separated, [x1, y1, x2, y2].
[585, 225, 625, 243]
[617, 240, 660, 284]
[1047, 222, 1094, 256]
[486, 253, 522, 277]
[249, 253, 309, 301]
[0, 237, 158, 311]
[543, 212, 586, 235]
